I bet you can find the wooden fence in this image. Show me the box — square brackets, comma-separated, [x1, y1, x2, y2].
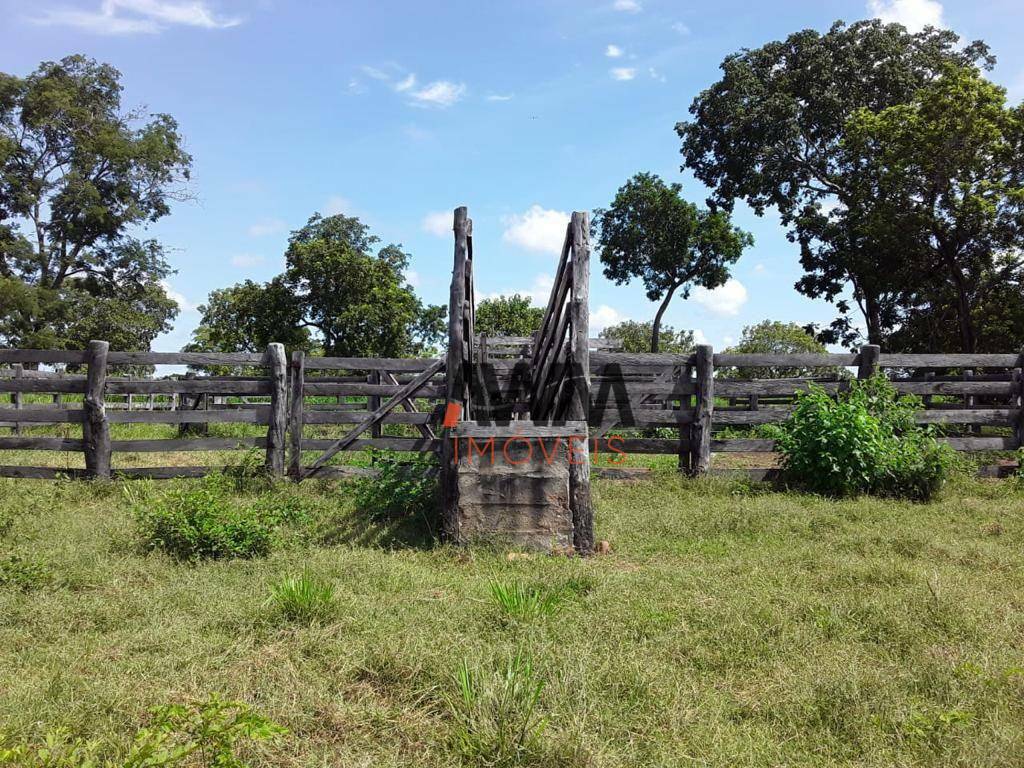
[2, 342, 1022, 480]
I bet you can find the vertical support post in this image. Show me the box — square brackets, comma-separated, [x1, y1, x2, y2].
[442, 206, 470, 540]
[288, 350, 305, 479]
[83, 340, 111, 479]
[857, 344, 880, 380]
[369, 370, 382, 440]
[1016, 349, 1024, 450]
[566, 211, 593, 554]
[265, 343, 288, 477]
[689, 345, 714, 476]
[12, 364, 22, 435]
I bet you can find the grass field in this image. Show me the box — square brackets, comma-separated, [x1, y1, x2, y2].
[2, 469, 1024, 767]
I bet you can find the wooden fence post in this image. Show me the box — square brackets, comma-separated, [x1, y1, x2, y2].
[857, 344, 880, 380]
[566, 211, 593, 554]
[83, 340, 111, 479]
[265, 343, 288, 477]
[288, 350, 305, 479]
[689, 344, 714, 476]
[1016, 349, 1024, 450]
[12, 364, 22, 435]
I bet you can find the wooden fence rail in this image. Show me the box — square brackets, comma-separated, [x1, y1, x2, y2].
[2, 343, 1023, 479]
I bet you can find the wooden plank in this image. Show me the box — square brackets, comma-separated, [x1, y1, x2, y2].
[591, 352, 696, 368]
[108, 408, 269, 424]
[0, 378, 86, 394]
[593, 438, 691, 455]
[105, 351, 265, 366]
[302, 410, 434, 425]
[0, 408, 85, 423]
[588, 408, 695, 427]
[453, 421, 588, 438]
[384, 371, 436, 439]
[0, 437, 85, 451]
[300, 437, 440, 452]
[879, 353, 1022, 368]
[0, 465, 90, 479]
[716, 379, 838, 397]
[106, 380, 273, 395]
[303, 356, 442, 372]
[303, 359, 445, 478]
[890, 381, 1014, 396]
[0, 349, 88, 365]
[288, 351, 305, 478]
[302, 382, 445, 397]
[530, 224, 572, 369]
[111, 438, 267, 452]
[690, 345, 714, 475]
[711, 438, 777, 452]
[940, 436, 1018, 450]
[83, 340, 111, 478]
[264, 343, 288, 476]
[11, 363, 21, 435]
[916, 408, 1019, 425]
[714, 353, 857, 368]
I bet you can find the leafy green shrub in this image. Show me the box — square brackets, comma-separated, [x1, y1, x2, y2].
[447, 651, 548, 766]
[0, 694, 284, 767]
[353, 452, 438, 524]
[268, 572, 336, 624]
[133, 475, 307, 560]
[488, 579, 564, 623]
[0, 554, 50, 591]
[777, 375, 953, 500]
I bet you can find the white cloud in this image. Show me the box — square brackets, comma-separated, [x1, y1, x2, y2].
[648, 67, 666, 83]
[502, 205, 570, 255]
[247, 218, 286, 237]
[408, 80, 466, 108]
[613, 0, 642, 12]
[323, 196, 352, 216]
[31, 0, 240, 34]
[394, 73, 417, 92]
[867, 0, 945, 31]
[691, 278, 748, 316]
[161, 280, 198, 313]
[590, 305, 627, 333]
[671, 21, 690, 35]
[605, 44, 624, 58]
[230, 254, 264, 268]
[692, 328, 709, 346]
[610, 67, 637, 81]
[422, 210, 453, 237]
[753, 263, 766, 274]
[487, 93, 514, 102]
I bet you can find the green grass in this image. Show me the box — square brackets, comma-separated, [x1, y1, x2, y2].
[2, 471, 1024, 766]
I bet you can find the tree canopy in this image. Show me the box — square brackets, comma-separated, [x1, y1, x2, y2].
[593, 172, 752, 353]
[599, 319, 695, 354]
[722, 320, 830, 378]
[474, 294, 544, 338]
[189, 213, 445, 358]
[0, 55, 190, 350]
[678, 20, 999, 349]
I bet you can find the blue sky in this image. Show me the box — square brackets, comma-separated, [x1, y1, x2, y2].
[3, 0, 1023, 352]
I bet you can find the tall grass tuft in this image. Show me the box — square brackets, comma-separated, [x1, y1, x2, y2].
[488, 579, 563, 623]
[269, 572, 336, 624]
[447, 651, 548, 766]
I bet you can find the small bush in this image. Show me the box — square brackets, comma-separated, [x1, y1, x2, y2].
[353, 452, 439, 524]
[0, 554, 50, 591]
[488, 579, 564, 623]
[447, 651, 548, 766]
[268, 572, 336, 624]
[777, 375, 953, 501]
[133, 475, 307, 560]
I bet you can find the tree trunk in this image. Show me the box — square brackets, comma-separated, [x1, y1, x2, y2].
[940, 250, 976, 353]
[650, 283, 680, 353]
[864, 293, 883, 348]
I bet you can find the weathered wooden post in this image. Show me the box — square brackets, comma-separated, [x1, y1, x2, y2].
[442, 206, 470, 536]
[857, 344, 880, 380]
[265, 343, 288, 477]
[288, 350, 305, 479]
[1016, 349, 1024, 451]
[566, 210, 594, 553]
[12, 364, 22, 435]
[689, 344, 714, 475]
[83, 340, 111, 479]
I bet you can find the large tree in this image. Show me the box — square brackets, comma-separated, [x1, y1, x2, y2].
[721, 319, 830, 378]
[474, 294, 544, 338]
[189, 213, 445, 357]
[840, 65, 1024, 352]
[593, 173, 752, 352]
[678, 20, 994, 347]
[0, 55, 190, 349]
[598, 319, 695, 354]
